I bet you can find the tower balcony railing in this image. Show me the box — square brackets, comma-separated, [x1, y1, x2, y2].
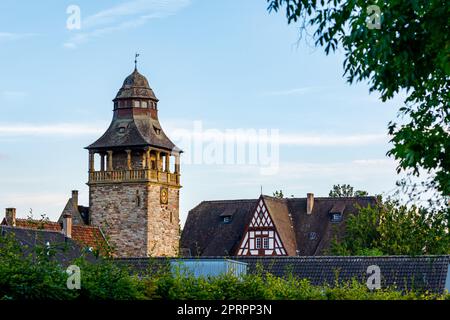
[88, 169, 180, 186]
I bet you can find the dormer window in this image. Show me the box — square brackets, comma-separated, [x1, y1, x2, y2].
[222, 216, 232, 223]
[331, 213, 343, 222]
[220, 208, 236, 224]
[153, 125, 161, 135]
[309, 232, 317, 240]
[329, 202, 345, 223]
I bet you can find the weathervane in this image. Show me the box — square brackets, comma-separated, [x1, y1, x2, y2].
[134, 52, 140, 70]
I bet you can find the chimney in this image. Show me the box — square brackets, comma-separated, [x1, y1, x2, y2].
[306, 193, 314, 214]
[71, 190, 78, 208]
[5, 208, 16, 226]
[63, 213, 72, 238]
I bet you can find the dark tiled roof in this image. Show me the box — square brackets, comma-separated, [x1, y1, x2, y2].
[287, 197, 376, 256]
[181, 195, 377, 256]
[86, 109, 178, 152]
[87, 69, 179, 152]
[78, 205, 90, 225]
[0, 226, 97, 265]
[58, 198, 87, 226]
[1, 218, 107, 252]
[114, 256, 450, 293]
[181, 199, 258, 256]
[115, 68, 158, 101]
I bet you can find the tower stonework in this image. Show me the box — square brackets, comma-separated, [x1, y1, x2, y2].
[86, 67, 181, 257]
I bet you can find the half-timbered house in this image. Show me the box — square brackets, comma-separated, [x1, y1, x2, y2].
[181, 193, 377, 257]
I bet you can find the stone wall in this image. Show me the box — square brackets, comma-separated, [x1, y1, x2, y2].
[146, 185, 180, 256]
[89, 182, 180, 257]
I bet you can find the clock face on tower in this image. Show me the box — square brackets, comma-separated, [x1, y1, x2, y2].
[160, 187, 169, 205]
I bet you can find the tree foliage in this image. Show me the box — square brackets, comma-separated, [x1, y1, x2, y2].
[1, 233, 448, 299]
[331, 200, 450, 255]
[329, 184, 368, 197]
[267, 0, 450, 196]
[273, 190, 285, 198]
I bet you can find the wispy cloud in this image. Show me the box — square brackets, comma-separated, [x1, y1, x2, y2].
[272, 132, 387, 146]
[165, 120, 388, 147]
[64, 0, 191, 48]
[0, 91, 28, 101]
[174, 131, 388, 147]
[0, 32, 37, 42]
[0, 123, 105, 136]
[0, 121, 388, 147]
[219, 158, 398, 185]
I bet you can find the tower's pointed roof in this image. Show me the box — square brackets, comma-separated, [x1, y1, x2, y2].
[114, 68, 158, 101]
[86, 67, 180, 153]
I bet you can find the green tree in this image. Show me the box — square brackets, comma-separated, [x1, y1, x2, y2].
[273, 190, 284, 198]
[329, 184, 368, 197]
[331, 200, 450, 255]
[267, 0, 450, 197]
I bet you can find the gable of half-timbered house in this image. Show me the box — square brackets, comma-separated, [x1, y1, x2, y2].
[236, 198, 287, 256]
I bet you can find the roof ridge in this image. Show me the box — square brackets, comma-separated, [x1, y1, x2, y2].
[1, 225, 63, 233]
[72, 225, 101, 230]
[262, 195, 287, 202]
[199, 198, 258, 204]
[287, 196, 376, 200]
[15, 218, 60, 224]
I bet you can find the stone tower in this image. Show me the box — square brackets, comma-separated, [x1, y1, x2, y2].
[86, 66, 181, 257]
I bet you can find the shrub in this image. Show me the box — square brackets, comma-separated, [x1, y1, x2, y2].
[1, 234, 448, 300]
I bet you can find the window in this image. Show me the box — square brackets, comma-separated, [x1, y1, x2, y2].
[263, 237, 269, 249]
[223, 216, 231, 223]
[331, 213, 342, 222]
[134, 100, 140, 108]
[135, 191, 141, 207]
[309, 232, 317, 240]
[142, 101, 148, 108]
[255, 237, 261, 249]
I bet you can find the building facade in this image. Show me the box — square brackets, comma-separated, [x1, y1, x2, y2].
[86, 67, 182, 257]
[181, 194, 377, 257]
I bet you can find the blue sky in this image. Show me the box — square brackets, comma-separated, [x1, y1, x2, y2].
[0, 0, 405, 225]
